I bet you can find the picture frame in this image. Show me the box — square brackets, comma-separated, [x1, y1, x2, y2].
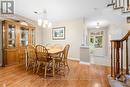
[127, 17, 130, 24]
[52, 27, 65, 40]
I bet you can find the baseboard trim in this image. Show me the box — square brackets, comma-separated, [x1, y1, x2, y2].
[68, 57, 80, 61]
[80, 61, 90, 65]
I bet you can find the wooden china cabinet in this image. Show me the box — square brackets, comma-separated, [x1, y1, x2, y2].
[2, 20, 35, 66]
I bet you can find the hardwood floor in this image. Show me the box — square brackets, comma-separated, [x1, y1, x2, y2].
[0, 60, 110, 87]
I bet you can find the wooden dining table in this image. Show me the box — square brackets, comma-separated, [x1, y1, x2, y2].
[25, 46, 63, 76]
[47, 47, 63, 76]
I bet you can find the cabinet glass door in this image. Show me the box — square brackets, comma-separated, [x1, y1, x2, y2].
[8, 25, 16, 48]
[32, 29, 35, 45]
[20, 27, 29, 46]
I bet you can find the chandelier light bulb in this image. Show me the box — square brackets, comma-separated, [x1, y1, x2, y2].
[35, 9, 52, 28]
[38, 19, 42, 26]
[43, 20, 48, 25]
[48, 22, 52, 28]
[43, 23, 46, 28]
[96, 22, 100, 28]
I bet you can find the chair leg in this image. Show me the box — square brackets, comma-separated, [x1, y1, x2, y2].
[66, 62, 70, 71]
[26, 61, 30, 71]
[63, 62, 66, 70]
[26, 65, 28, 71]
[58, 62, 60, 68]
[26, 63, 28, 71]
[56, 62, 60, 72]
[33, 62, 37, 73]
[52, 59, 55, 77]
[44, 64, 47, 78]
[36, 62, 40, 74]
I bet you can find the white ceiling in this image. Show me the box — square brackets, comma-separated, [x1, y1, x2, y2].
[15, 0, 109, 22]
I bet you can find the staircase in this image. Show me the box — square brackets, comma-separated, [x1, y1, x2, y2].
[107, 0, 130, 13]
[109, 31, 130, 87]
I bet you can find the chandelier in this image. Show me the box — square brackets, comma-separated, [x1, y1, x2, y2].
[34, 10, 52, 28]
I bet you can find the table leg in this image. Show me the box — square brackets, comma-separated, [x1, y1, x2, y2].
[25, 51, 28, 71]
[53, 58, 55, 76]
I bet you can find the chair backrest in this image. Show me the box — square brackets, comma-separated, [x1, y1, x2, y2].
[26, 45, 37, 61]
[35, 45, 48, 61]
[63, 44, 70, 60]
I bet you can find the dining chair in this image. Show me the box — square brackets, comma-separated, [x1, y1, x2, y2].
[63, 44, 70, 70]
[54, 44, 70, 72]
[35, 45, 52, 78]
[26, 45, 37, 72]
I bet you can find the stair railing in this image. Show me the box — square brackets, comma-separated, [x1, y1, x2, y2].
[111, 31, 130, 81]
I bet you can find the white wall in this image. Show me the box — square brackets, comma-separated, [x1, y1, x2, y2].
[38, 7, 130, 66]
[41, 13, 130, 65]
[42, 18, 84, 60]
[35, 26, 44, 44]
[0, 21, 2, 66]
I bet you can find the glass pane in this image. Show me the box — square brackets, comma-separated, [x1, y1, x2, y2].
[8, 25, 15, 48]
[32, 29, 35, 44]
[20, 27, 29, 46]
[95, 36, 103, 48]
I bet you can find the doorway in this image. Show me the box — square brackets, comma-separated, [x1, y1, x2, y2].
[88, 28, 108, 65]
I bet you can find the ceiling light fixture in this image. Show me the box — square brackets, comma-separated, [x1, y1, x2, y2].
[34, 10, 52, 28]
[96, 22, 100, 29]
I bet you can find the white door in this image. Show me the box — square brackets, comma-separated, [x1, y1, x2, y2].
[89, 29, 107, 57]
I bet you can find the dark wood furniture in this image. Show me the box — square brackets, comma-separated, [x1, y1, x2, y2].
[2, 20, 35, 66]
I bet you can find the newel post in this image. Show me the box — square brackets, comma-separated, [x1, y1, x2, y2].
[111, 41, 113, 77]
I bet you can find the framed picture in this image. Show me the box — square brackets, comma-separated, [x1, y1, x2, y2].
[52, 27, 65, 40]
[127, 17, 130, 24]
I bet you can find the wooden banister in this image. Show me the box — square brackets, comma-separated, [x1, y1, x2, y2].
[111, 30, 130, 81]
[121, 31, 130, 41]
